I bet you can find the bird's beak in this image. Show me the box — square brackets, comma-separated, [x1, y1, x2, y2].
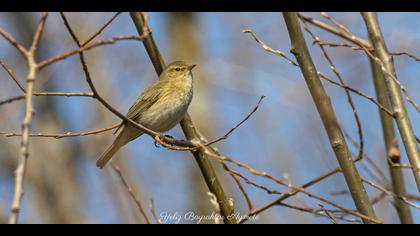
[187, 64, 197, 71]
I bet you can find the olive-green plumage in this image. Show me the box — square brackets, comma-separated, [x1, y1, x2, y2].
[96, 61, 196, 168]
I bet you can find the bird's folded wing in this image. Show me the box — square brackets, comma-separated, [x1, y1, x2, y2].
[126, 82, 166, 120]
[113, 79, 167, 134]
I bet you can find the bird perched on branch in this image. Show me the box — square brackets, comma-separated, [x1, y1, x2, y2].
[96, 61, 196, 168]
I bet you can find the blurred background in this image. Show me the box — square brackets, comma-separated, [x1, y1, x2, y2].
[0, 12, 419, 224]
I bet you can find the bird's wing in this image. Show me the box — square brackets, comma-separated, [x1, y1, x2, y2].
[125, 79, 167, 120]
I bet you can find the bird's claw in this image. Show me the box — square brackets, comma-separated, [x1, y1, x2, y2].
[154, 140, 160, 148]
[154, 134, 175, 148]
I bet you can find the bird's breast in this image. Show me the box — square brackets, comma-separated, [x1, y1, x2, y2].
[137, 73, 193, 132]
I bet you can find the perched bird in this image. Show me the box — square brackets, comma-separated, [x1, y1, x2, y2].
[96, 61, 196, 168]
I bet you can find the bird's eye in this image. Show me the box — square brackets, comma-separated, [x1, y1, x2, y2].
[175, 67, 181, 71]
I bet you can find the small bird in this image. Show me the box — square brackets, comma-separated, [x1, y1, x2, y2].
[96, 61, 196, 168]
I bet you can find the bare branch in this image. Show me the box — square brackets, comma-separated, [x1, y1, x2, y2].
[0, 28, 27, 57]
[243, 29, 298, 66]
[362, 12, 420, 194]
[149, 199, 161, 224]
[0, 59, 26, 93]
[110, 162, 151, 224]
[38, 35, 143, 70]
[9, 12, 48, 224]
[205, 96, 265, 147]
[282, 12, 377, 223]
[0, 123, 119, 139]
[242, 29, 394, 117]
[81, 12, 122, 46]
[318, 203, 339, 224]
[0, 95, 25, 106]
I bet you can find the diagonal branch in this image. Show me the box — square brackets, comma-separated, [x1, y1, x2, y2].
[362, 12, 420, 194]
[110, 161, 151, 224]
[81, 12, 122, 46]
[129, 12, 237, 224]
[369, 46, 413, 223]
[282, 12, 377, 224]
[0, 28, 27, 57]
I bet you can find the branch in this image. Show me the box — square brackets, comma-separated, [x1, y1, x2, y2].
[239, 166, 341, 223]
[204, 96, 265, 147]
[129, 12, 237, 224]
[361, 178, 420, 210]
[59, 12, 196, 149]
[317, 72, 394, 117]
[0, 123, 119, 139]
[242, 28, 394, 117]
[0, 59, 26, 93]
[202, 149, 382, 224]
[9, 12, 48, 224]
[0, 28, 27, 57]
[362, 12, 420, 194]
[37, 35, 143, 70]
[81, 12, 122, 46]
[301, 20, 365, 163]
[149, 199, 162, 224]
[300, 13, 420, 114]
[282, 12, 377, 224]
[297, 13, 371, 49]
[0, 95, 25, 106]
[280, 202, 359, 223]
[369, 45, 413, 223]
[242, 29, 298, 66]
[110, 162, 151, 224]
[318, 203, 339, 224]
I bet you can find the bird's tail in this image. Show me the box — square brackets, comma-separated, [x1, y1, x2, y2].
[96, 125, 143, 168]
[96, 131, 128, 168]
[96, 142, 122, 168]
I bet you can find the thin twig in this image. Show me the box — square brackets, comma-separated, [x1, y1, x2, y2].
[302, 20, 365, 164]
[0, 28, 27, 57]
[315, 40, 420, 63]
[205, 96, 265, 147]
[317, 72, 394, 117]
[318, 203, 339, 224]
[390, 51, 420, 61]
[110, 162, 151, 224]
[33, 92, 95, 97]
[38, 35, 143, 70]
[238, 166, 342, 224]
[242, 29, 393, 117]
[361, 178, 420, 209]
[0, 60, 26, 93]
[243, 29, 298, 66]
[81, 12, 122, 46]
[278, 202, 360, 223]
[297, 13, 371, 49]
[0, 96, 25, 106]
[220, 162, 254, 211]
[59, 12, 197, 150]
[342, 127, 390, 187]
[1, 58, 95, 99]
[299, 13, 420, 114]
[203, 148, 382, 224]
[149, 199, 161, 224]
[0, 123, 119, 139]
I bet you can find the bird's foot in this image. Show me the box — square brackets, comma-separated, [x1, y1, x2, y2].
[154, 134, 175, 148]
